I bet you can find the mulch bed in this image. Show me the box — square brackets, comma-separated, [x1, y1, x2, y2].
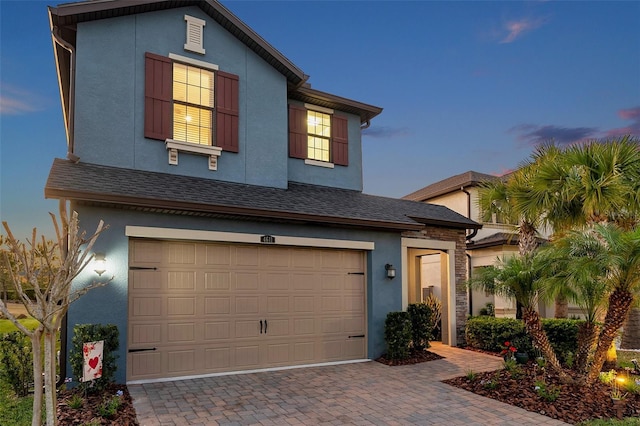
[443, 364, 640, 425]
[57, 383, 139, 425]
[375, 348, 444, 366]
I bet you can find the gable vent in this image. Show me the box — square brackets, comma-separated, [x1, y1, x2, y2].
[184, 15, 206, 55]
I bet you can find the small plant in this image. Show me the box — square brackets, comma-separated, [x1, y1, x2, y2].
[621, 378, 640, 395]
[465, 369, 477, 381]
[383, 311, 412, 361]
[534, 379, 561, 402]
[499, 341, 517, 361]
[97, 395, 122, 418]
[482, 372, 501, 390]
[535, 356, 546, 369]
[479, 302, 495, 317]
[599, 369, 617, 385]
[564, 351, 574, 368]
[67, 393, 84, 409]
[503, 358, 522, 378]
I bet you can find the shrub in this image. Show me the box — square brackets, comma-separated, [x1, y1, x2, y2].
[0, 331, 33, 397]
[69, 324, 119, 393]
[540, 318, 580, 365]
[407, 303, 433, 350]
[384, 311, 412, 360]
[479, 302, 495, 316]
[424, 295, 442, 340]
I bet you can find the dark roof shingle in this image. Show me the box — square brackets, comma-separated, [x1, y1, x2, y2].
[45, 159, 480, 232]
[403, 170, 501, 202]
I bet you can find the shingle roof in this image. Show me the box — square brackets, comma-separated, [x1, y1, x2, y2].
[466, 232, 547, 250]
[45, 159, 481, 232]
[403, 171, 502, 202]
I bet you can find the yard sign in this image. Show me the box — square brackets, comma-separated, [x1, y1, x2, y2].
[82, 340, 104, 382]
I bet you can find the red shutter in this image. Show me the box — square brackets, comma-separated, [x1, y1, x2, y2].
[216, 71, 239, 152]
[288, 105, 307, 159]
[332, 115, 349, 166]
[144, 52, 172, 140]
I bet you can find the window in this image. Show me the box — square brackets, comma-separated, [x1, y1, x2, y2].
[172, 62, 214, 145]
[144, 52, 239, 153]
[307, 110, 330, 162]
[288, 104, 349, 166]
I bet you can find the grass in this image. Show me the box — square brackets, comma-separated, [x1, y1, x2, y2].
[579, 418, 640, 425]
[0, 380, 34, 426]
[0, 318, 40, 334]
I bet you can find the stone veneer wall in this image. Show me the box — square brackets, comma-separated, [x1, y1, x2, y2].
[402, 226, 468, 346]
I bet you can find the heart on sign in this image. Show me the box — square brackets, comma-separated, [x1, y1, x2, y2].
[88, 357, 99, 370]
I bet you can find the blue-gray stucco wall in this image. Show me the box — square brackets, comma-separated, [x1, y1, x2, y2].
[67, 204, 402, 384]
[72, 5, 363, 191]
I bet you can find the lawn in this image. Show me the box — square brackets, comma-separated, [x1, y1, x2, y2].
[0, 380, 35, 426]
[0, 318, 40, 334]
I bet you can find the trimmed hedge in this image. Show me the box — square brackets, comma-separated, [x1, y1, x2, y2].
[384, 312, 412, 360]
[69, 324, 119, 393]
[465, 316, 581, 364]
[0, 332, 33, 397]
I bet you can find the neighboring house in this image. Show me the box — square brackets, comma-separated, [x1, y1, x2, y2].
[45, 0, 480, 384]
[404, 171, 559, 318]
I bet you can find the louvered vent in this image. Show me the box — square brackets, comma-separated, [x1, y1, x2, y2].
[184, 15, 206, 55]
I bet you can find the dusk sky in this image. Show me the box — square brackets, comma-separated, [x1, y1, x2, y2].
[1, 0, 639, 240]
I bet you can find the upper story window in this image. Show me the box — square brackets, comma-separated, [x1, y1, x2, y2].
[144, 52, 239, 152]
[307, 110, 331, 162]
[288, 104, 349, 167]
[172, 62, 214, 145]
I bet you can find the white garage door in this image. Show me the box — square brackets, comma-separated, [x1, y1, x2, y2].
[127, 239, 366, 381]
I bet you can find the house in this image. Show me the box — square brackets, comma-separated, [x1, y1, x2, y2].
[45, 0, 480, 384]
[404, 171, 570, 319]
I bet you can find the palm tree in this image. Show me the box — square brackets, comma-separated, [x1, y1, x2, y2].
[537, 228, 610, 374]
[468, 253, 569, 380]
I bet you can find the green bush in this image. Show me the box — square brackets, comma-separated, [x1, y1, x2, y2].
[541, 318, 580, 364]
[0, 332, 33, 397]
[384, 311, 412, 360]
[407, 303, 433, 350]
[69, 324, 119, 393]
[465, 316, 581, 362]
[424, 295, 442, 340]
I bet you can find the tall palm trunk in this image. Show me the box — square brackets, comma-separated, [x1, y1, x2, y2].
[621, 307, 640, 349]
[518, 220, 538, 256]
[522, 306, 570, 381]
[586, 289, 635, 384]
[575, 322, 598, 374]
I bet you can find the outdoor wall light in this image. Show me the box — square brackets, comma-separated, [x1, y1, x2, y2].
[385, 263, 396, 279]
[93, 253, 107, 276]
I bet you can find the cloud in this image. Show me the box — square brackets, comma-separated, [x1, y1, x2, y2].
[510, 124, 598, 146]
[362, 126, 411, 139]
[0, 85, 43, 115]
[605, 106, 640, 137]
[500, 17, 545, 44]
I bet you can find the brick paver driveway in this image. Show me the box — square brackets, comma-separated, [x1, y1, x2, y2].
[129, 343, 569, 425]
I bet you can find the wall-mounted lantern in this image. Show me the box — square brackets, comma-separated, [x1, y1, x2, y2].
[93, 253, 107, 276]
[385, 263, 396, 279]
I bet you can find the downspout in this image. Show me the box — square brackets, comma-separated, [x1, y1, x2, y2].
[51, 27, 78, 162]
[56, 199, 68, 388]
[461, 186, 476, 316]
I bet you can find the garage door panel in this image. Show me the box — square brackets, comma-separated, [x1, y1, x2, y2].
[204, 272, 230, 290]
[128, 239, 366, 381]
[205, 297, 230, 315]
[167, 323, 196, 342]
[235, 320, 260, 338]
[130, 270, 162, 290]
[168, 243, 196, 264]
[167, 350, 196, 373]
[167, 297, 196, 316]
[167, 271, 196, 290]
[130, 352, 162, 377]
[204, 321, 230, 340]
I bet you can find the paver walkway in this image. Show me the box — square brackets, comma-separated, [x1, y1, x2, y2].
[129, 343, 569, 425]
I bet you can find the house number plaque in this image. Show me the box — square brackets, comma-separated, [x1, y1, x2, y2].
[260, 235, 276, 243]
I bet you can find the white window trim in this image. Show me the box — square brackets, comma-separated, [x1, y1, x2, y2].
[165, 139, 222, 171]
[304, 159, 334, 169]
[184, 15, 206, 54]
[168, 53, 218, 71]
[304, 103, 333, 114]
[125, 226, 375, 250]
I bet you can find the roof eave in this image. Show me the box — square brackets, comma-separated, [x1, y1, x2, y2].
[44, 187, 425, 232]
[289, 86, 383, 124]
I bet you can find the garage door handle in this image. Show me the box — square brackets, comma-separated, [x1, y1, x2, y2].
[264, 319, 268, 334]
[260, 320, 263, 334]
[348, 335, 365, 339]
[128, 347, 157, 353]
